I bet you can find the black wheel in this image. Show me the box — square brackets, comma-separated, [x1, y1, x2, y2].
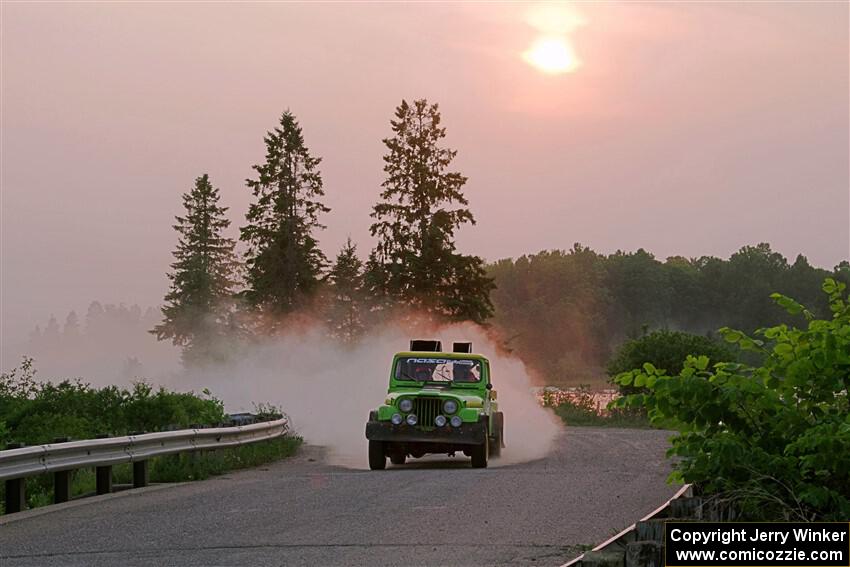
[390, 453, 406, 465]
[489, 412, 504, 457]
[471, 438, 488, 469]
[369, 440, 386, 470]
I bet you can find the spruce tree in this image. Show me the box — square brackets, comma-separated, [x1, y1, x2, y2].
[241, 111, 330, 319]
[366, 99, 494, 323]
[152, 174, 238, 365]
[326, 238, 366, 344]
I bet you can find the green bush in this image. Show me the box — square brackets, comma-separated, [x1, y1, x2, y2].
[608, 329, 738, 380]
[0, 361, 226, 445]
[613, 278, 850, 521]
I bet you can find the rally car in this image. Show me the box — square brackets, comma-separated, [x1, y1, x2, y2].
[365, 340, 504, 469]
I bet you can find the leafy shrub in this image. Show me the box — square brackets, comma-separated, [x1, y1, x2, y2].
[613, 278, 850, 521]
[0, 359, 225, 445]
[608, 329, 738, 380]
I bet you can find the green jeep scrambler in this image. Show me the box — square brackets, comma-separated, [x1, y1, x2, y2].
[365, 340, 505, 469]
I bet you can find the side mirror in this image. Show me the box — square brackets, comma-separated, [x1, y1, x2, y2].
[485, 383, 493, 390]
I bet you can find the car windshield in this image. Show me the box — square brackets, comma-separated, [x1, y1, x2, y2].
[395, 357, 482, 383]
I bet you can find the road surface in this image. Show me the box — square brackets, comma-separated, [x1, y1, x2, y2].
[0, 427, 677, 566]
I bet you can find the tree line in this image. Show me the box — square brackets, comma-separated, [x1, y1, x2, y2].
[489, 244, 849, 381]
[123, 96, 849, 377]
[152, 99, 493, 365]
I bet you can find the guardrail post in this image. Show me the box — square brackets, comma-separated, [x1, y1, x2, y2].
[96, 465, 113, 494]
[54, 471, 71, 503]
[129, 431, 149, 488]
[133, 460, 149, 488]
[52, 438, 72, 503]
[4, 443, 26, 514]
[94, 434, 112, 495]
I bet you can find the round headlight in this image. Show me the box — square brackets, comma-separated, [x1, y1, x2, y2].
[406, 414, 418, 426]
[450, 415, 463, 428]
[391, 413, 403, 425]
[398, 399, 413, 413]
[434, 415, 447, 427]
[443, 400, 458, 414]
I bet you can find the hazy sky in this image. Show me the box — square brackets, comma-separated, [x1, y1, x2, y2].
[1, 2, 848, 365]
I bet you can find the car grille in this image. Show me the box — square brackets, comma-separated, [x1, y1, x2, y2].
[412, 397, 442, 428]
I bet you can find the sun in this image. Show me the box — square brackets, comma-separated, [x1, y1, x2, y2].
[523, 36, 580, 75]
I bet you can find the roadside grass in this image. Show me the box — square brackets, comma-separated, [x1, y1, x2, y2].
[0, 435, 302, 514]
[554, 401, 651, 428]
[541, 384, 652, 428]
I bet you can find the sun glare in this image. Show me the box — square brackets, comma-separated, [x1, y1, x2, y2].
[523, 36, 580, 75]
[524, 3, 587, 35]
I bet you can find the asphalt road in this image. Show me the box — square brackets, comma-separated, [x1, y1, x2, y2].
[0, 427, 676, 567]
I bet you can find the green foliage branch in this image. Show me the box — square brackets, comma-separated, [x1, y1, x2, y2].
[613, 279, 850, 520]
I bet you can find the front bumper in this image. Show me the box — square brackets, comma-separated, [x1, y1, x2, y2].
[365, 420, 486, 446]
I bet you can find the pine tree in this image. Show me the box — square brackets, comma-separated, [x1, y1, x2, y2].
[152, 174, 239, 365]
[366, 99, 494, 323]
[63, 311, 81, 344]
[326, 238, 365, 344]
[241, 111, 330, 319]
[43, 316, 61, 350]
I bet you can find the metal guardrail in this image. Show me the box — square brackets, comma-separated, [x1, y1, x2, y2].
[559, 483, 693, 567]
[0, 417, 289, 514]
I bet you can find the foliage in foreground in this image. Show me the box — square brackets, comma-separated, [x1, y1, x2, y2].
[614, 278, 850, 521]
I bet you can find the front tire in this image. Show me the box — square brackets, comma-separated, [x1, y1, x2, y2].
[471, 438, 488, 469]
[369, 440, 386, 470]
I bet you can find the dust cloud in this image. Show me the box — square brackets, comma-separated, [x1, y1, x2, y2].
[11, 311, 563, 469]
[176, 320, 563, 468]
